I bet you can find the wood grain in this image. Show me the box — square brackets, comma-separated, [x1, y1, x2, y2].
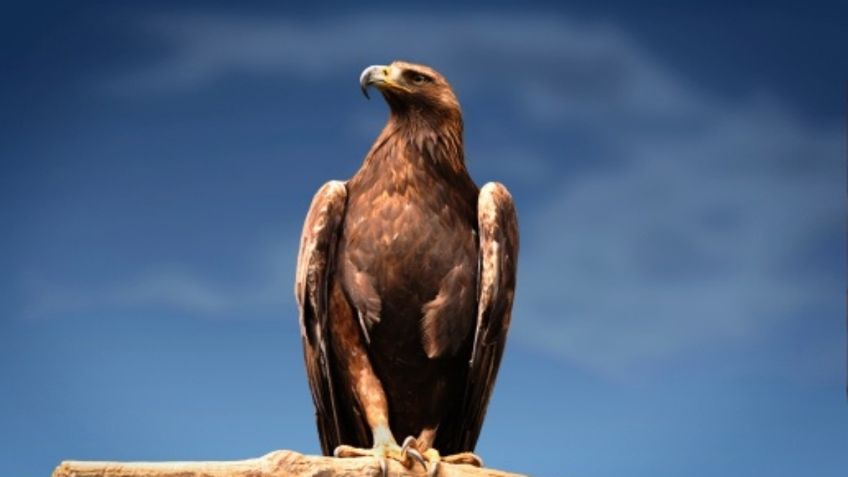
[52, 449, 527, 477]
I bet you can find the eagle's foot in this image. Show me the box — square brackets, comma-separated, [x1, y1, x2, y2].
[334, 428, 415, 477]
[400, 436, 484, 477]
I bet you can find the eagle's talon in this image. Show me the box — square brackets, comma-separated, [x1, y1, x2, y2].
[400, 435, 417, 454]
[442, 451, 484, 467]
[414, 443, 484, 475]
[399, 436, 451, 476]
[406, 447, 427, 469]
[400, 436, 429, 470]
[333, 439, 413, 476]
[333, 444, 358, 458]
[378, 456, 388, 477]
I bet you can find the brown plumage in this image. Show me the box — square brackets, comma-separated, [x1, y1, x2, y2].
[294, 61, 519, 470]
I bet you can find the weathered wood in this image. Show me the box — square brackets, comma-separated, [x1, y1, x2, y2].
[51, 449, 526, 477]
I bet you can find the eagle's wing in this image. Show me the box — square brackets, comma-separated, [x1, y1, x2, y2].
[440, 182, 519, 452]
[295, 180, 349, 454]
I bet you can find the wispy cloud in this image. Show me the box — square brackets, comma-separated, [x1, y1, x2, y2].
[85, 11, 844, 378]
[110, 13, 649, 95]
[23, 239, 298, 320]
[510, 49, 842, 377]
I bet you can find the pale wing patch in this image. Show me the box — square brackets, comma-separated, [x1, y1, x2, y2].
[472, 182, 518, 364]
[295, 180, 347, 343]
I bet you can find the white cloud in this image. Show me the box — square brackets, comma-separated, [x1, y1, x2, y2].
[514, 90, 842, 378]
[23, 238, 298, 320]
[110, 13, 662, 96]
[90, 12, 844, 378]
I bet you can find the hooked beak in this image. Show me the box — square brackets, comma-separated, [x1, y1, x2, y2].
[359, 65, 386, 99]
[359, 64, 408, 99]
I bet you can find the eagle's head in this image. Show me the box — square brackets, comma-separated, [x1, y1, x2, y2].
[359, 61, 460, 120]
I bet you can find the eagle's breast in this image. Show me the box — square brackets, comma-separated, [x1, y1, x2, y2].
[338, 141, 478, 357]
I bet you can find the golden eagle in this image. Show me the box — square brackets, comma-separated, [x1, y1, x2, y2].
[295, 61, 519, 475]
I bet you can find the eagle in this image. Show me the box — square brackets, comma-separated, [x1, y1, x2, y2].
[295, 61, 519, 476]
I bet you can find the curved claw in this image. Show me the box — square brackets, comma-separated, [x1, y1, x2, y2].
[333, 445, 356, 458]
[407, 447, 427, 469]
[378, 456, 388, 477]
[400, 436, 417, 453]
[401, 436, 427, 469]
[427, 459, 440, 477]
[443, 452, 484, 467]
[394, 436, 484, 475]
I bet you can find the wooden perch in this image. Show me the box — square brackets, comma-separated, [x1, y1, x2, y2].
[52, 449, 527, 477]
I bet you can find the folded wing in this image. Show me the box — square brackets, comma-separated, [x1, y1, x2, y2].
[294, 180, 352, 454]
[439, 182, 519, 452]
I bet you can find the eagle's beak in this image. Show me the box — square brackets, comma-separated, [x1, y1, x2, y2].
[359, 65, 387, 99]
[359, 64, 408, 99]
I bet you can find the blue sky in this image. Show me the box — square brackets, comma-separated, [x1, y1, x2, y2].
[1, 2, 846, 476]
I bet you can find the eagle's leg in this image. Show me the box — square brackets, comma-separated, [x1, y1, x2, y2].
[401, 431, 484, 477]
[329, 286, 413, 476]
[331, 387, 413, 477]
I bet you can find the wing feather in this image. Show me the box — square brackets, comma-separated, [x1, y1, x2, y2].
[442, 182, 519, 452]
[294, 180, 348, 454]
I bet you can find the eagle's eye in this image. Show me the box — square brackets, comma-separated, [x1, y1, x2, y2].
[411, 73, 428, 85]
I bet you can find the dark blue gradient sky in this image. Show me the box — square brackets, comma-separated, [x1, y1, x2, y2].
[1, 2, 846, 476]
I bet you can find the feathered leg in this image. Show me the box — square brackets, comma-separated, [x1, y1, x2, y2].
[328, 286, 413, 476]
